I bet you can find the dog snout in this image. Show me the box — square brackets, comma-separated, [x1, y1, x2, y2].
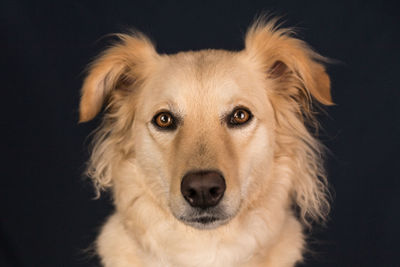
[181, 170, 226, 209]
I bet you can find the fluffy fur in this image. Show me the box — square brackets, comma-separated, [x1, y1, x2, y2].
[79, 18, 332, 267]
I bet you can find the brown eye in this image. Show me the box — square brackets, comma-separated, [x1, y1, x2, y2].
[152, 112, 177, 130]
[228, 108, 252, 127]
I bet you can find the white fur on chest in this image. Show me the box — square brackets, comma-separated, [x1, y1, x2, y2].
[97, 204, 302, 267]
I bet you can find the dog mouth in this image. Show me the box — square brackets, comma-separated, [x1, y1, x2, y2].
[187, 216, 219, 224]
[178, 211, 231, 229]
[182, 216, 220, 225]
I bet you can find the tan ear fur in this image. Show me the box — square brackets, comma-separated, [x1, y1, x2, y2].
[79, 33, 157, 122]
[245, 18, 331, 225]
[245, 19, 333, 106]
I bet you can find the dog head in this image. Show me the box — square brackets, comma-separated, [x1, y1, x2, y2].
[79, 19, 331, 230]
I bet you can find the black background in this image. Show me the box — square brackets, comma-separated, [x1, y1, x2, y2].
[2, 0, 400, 266]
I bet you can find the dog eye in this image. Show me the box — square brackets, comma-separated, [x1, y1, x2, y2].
[152, 112, 177, 130]
[228, 108, 253, 127]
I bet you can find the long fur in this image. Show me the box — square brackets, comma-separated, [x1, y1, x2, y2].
[80, 18, 332, 267]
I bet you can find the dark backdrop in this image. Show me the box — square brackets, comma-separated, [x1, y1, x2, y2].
[2, 0, 399, 266]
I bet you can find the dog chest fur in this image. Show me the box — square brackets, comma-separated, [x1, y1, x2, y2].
[97, 207, 303, 267]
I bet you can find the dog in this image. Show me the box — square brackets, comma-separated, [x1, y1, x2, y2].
[79, 17, 332, 267]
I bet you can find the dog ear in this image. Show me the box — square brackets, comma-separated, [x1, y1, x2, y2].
[79, 33, 157, 122]
[244, 19, 333, 106]
[245, 19, 332, 225]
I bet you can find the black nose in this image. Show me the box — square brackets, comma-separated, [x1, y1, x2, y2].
[181, 170, 226, 209]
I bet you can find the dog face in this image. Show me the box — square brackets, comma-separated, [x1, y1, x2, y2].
[129, 50, 277, 228]
[79, 21, 331, 231]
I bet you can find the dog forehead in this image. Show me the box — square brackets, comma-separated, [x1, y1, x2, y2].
[142, 50, 264, 109]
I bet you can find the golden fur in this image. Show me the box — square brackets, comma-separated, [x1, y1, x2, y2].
[79, 18, 332, 267]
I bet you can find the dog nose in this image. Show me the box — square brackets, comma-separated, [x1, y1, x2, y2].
[181, 170, 226, 209]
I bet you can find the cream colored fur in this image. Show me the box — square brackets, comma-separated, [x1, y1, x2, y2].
[79, 18, 332, 267]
